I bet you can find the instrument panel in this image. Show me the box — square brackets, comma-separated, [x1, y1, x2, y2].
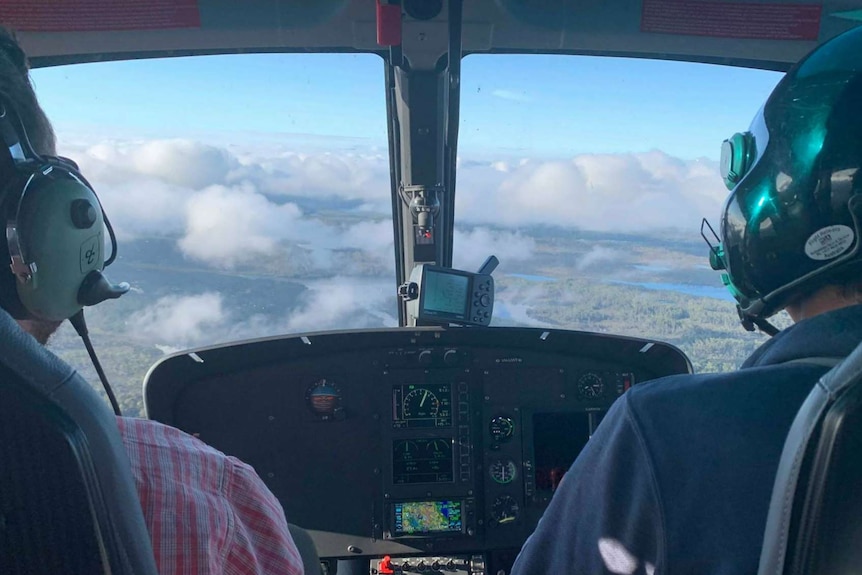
[144, 326, 690, 567]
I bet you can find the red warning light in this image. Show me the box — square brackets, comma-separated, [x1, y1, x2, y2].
[623, 374, 633, 392]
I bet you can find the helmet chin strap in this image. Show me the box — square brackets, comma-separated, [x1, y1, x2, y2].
[738, 305, 780, 336]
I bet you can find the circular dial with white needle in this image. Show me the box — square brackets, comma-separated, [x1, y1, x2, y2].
[402, 387, 440, 418]
[577, 373, 605, 399]
[491, 495, 520, 524]
[489, 459, 518, 484]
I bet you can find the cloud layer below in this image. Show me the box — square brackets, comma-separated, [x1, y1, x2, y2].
[63, 136, 726, 271]
[56, 134, 729, 350]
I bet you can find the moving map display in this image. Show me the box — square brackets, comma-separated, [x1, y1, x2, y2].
[393, 500, 463, 535]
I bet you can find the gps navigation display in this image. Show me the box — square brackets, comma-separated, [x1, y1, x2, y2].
[393, 500, 463, 535]
[422, 269, 469, 316]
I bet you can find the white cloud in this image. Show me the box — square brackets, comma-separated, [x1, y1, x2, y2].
[126, 279, 398, 351]
[56, 135, 726, 279]
[453, 228, 535, 271]
[576, 246, 626, 272]
[55, 137, 389, 270]
[492, 283, 552, 327]
[74, 139, 238, 190]
[239, 151, 391, 208]
[455, 150, 727, 232]
[284, 277, 397, 333]
[178, 184, 308, 267]
[97, 176, 192, 241]
[132, 139, 238, 189]
[128, 293, 227, 348]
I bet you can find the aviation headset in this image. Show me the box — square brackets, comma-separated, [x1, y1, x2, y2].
[0, 97, 128, 322]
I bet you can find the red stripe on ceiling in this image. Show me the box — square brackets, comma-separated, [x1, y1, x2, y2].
[641, 0, 822, 41]
[0, 0, 201, 32]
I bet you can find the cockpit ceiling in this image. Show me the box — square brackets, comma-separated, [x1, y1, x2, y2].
[7, 0, 862, 71]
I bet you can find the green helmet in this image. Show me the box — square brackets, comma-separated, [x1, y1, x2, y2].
[707, 25, 862, 326]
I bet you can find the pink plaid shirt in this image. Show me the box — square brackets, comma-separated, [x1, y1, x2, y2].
[116, 417, 304, 575]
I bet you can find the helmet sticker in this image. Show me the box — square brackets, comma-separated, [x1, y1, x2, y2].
[804, 225, 855, 261]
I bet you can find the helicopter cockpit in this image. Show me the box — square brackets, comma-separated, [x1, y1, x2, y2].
[6, 1, 862, 574]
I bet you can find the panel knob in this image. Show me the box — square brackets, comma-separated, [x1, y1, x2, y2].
[418, 350, 433, 365]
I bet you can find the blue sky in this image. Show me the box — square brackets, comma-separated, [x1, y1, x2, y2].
[30, 52, 783, 160]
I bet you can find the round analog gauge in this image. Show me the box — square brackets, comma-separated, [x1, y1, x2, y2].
[393, 440, 419, 456]
[305, 378, 343, 419]
[402, 387, 440, 419]
[578, 373, 605, 399]
[489, 416, 514, 443]
[491, 495, 520, 525]
[426, 438, 451, 454]
[489, 459, 518, 484]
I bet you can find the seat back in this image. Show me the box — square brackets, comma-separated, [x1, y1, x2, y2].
[759, 340, 862, 575]
[0, 310, 157, 575]
[289, 523, 323, 575]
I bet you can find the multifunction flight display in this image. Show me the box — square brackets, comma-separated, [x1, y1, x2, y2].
[393, 383, 452, 428]
[393, 438, 454, 484]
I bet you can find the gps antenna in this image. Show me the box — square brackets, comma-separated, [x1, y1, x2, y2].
[478, 255, 499, 275]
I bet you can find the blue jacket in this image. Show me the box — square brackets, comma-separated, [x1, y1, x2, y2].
[511, 304, 862, 575]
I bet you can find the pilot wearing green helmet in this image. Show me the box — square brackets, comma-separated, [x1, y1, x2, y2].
[512, 25, 862, 575]
[708, 25, 862, 335]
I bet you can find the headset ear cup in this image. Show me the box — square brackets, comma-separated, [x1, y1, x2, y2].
[13, 173, 106, 321]
[720, 132, 756, 190]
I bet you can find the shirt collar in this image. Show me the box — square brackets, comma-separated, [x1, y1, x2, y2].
[742, 304, 862, 368]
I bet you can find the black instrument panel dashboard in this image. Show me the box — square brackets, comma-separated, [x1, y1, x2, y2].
[144, 326, 691, 560]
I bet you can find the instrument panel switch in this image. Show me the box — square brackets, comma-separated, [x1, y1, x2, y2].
[378, 555, 395, 574]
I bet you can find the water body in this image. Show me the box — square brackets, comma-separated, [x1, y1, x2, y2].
[505, 272, 733, 302]
[609, 280, 735, 302]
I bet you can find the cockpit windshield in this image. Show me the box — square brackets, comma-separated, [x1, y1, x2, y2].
[32, 52, 783, 416]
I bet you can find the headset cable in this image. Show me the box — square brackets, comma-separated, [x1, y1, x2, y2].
[70, 309, 122, 416]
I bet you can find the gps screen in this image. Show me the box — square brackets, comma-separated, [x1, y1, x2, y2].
[393, 500, 463, 535]
[422, 270, 469, 316]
